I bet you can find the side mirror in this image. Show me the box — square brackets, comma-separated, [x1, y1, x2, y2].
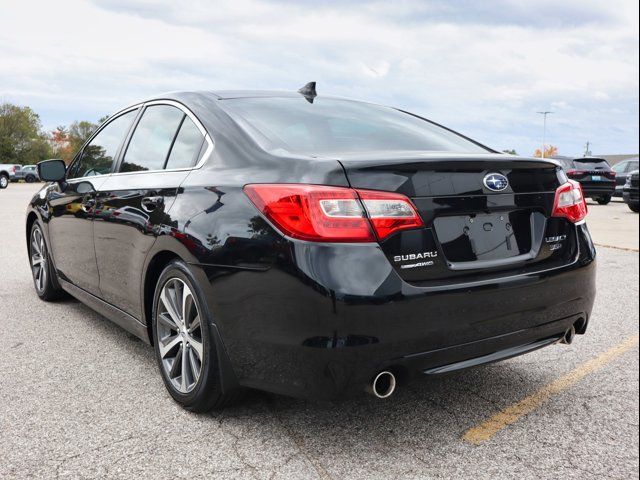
[37, 159, 66, 183]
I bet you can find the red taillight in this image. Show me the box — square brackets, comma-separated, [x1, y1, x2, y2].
[566, 169, 585, 176]
[243, 184, 424, 242]
[552, 180, 588, 223]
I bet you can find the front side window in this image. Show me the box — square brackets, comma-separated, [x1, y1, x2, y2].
[68, 110, 137, 179]
[120, 105, 184, 173]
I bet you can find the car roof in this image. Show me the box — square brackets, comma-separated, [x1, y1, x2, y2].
[209, 90, 304, 99]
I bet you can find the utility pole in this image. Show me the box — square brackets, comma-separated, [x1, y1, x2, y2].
[537, 111, 553, 158]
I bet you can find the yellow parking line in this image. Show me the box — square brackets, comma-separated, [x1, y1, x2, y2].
[462, 333, 639, 445]
[594, 243, 639, 253]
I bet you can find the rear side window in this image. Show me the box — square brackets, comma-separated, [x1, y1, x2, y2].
[121, 105, 184, 172]
[165, 116, 204, 170]
[68, 110, 137, 179]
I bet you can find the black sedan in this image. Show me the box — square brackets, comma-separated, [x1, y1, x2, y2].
[28, 85, 596, 411]
[555, 157, 616, 204]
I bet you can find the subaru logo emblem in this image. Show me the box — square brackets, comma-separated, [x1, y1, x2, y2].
[483, 173, 509, 192]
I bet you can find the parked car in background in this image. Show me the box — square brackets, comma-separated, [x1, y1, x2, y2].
[612, 157, 639, 197]
[28, 87, 596, 411]
[554, 157, 616, 204]
[10, 165, 23, 182]
[15, 164, 41, 183]
[622, 170, 639, 212]
[0, 163, 20, 188]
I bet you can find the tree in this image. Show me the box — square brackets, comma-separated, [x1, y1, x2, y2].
[502, 149, 518, 155]
[0, 103, 53, 164]
[533, 145, 558, 158]
[61, 120, 99, 163]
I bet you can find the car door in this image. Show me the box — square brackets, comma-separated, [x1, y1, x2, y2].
[46, 108, 139, 296]
[93, 101, 208, 319]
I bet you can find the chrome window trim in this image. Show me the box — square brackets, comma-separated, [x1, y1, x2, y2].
[109, 99, 214, 178]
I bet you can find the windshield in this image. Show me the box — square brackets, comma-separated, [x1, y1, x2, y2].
[222, 97, 489, 157]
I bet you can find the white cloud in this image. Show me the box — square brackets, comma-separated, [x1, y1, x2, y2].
[0, 0, 637, 156]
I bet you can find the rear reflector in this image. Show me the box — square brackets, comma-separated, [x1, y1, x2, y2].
[244, 184, 423, 242]
[552, 180, 588, 223]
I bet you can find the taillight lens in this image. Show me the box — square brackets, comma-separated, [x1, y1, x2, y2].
[552, 180, 588, 223]
[356, 189, 424, 240]
[243, 184, 423, 242]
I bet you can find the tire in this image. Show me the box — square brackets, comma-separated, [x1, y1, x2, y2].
[596, 195, 611, 205]
[0, 174, 8, 189]
[152, 260, 242, 412]
[628, 203, 639, 213]
[25, 175, 36, 183]
[29, 222, 65, 301]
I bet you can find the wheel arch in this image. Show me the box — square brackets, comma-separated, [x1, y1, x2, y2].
[142, 250, 182, 345]
[26, 211, 38, 250]
[141, 246, 241, 394]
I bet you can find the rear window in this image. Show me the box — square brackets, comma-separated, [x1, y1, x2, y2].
[221, 97, 489, 157]
[574, 158, 610, 169]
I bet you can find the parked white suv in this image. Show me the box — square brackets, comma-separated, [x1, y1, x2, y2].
[0, 163, 20, 188]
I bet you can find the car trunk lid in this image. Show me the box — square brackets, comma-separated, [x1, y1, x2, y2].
[338, 153, 577, 284]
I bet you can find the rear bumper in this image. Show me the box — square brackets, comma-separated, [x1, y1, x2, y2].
[202, 223, 597, 400]
[580, 182, 616, 197]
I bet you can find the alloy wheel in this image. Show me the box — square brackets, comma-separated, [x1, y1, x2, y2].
[30, 226, 48, 293]
[156, 278, 204, 393]
[0, 176, 8, 188]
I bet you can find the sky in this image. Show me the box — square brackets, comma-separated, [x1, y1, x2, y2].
[0, 0, 638, 157]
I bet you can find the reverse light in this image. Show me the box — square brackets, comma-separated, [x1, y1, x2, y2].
[357, 189, 424, 240]
[552, 180, 588, 223]
[243, 184, 424, 242]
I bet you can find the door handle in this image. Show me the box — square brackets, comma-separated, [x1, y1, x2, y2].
[141, 196, 164, 212]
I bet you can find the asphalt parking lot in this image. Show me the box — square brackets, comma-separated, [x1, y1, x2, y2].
[1, 183, 638, 479]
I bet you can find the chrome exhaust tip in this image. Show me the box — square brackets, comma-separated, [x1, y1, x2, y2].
[367, 371, 397, 399]
[560, 325, 576, 345]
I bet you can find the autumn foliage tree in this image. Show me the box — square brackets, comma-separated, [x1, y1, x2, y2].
[51, 120, 101, 164]
[0, 102, 107, 165]
[533, 145, 558, 158]
[0, 103, 53, 164]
